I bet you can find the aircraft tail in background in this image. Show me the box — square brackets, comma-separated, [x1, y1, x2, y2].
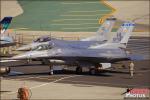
[81, 17, 116, 41]
[0, 16, 12, 34]
[89, 22, 135, 49]
[109, 22, 135, 46]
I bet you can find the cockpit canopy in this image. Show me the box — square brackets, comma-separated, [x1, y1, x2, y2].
[32, 43, 53, 51]
[34, 36, 51, 43]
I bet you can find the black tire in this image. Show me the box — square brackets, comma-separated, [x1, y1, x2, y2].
[41, 59, 50, 65]
[48, 72, 52, 75]
[89, 68, 96, 75]
[7, 67, 11, 73]
[49, 70, 53, 75]
[121, 65, 126, 69]
[41, 61, 46, 65]
[75, 67, 82, 74]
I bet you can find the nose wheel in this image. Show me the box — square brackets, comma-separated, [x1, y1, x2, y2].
[49, 65, 53, 75]
[75, 66, 82, 74]
[89, 68, 96, 75]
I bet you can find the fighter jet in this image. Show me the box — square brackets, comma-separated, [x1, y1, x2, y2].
[31, 21, 133, 50]
[16, 17, 116, 51]
[12, 22, 137, 75]
[0, 16, 15, 47]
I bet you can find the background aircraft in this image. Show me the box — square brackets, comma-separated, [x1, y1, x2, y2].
[11, 22, 136, 75]
[0, 16, 15, 47]
[16, 17, 116, 51]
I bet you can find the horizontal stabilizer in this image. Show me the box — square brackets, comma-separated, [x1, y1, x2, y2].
[129, 54, 146, 61]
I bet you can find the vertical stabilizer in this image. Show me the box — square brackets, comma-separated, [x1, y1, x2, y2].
[0, 16, 12, 34]
[89, 22, 135, 49]
[81, 17, 116, 41]
[110, 22, 135, 45]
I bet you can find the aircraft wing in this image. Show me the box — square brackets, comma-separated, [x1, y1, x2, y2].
[11, 47, 130, 65]
[128, 54, 148, 61]
[0, 42, 16, 47]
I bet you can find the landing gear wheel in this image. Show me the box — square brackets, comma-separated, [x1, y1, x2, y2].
[121, 65, 126, 69]
[75, 67, 82, 74]
[49, 65, 53, 75]
[89, 68, 96, 75]
[41, 59, 49, 65]
[41, 61, 45, 65]
[49, 70, 53, 75]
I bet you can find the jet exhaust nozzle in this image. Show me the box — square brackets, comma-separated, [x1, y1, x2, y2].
[0, 67, 11, 75]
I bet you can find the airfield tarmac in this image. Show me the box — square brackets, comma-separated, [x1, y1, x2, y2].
[0, 36, 150, 99]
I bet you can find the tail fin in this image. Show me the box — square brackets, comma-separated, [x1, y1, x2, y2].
[81, 17, 116, 41]
[0, 16, 12, 34]
[96, 17, 116, 39]
[109, 22, 135, 45]
[89, 22, 135, 49]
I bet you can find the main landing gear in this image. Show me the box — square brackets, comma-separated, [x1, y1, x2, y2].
[89, 64, 102, 75]
[89, 68, 96, 75]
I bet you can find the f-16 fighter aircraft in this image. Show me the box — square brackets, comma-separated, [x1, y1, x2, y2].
[11, 22, 137, 75]
[16, 17, 116, 51]
[0, 16, 15, 47]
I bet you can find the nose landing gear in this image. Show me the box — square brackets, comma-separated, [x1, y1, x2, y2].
[75, 66, 82, 74]
[49, 65, 54, 75]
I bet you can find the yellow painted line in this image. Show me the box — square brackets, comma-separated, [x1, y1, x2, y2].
[99, 0, 117, 24]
